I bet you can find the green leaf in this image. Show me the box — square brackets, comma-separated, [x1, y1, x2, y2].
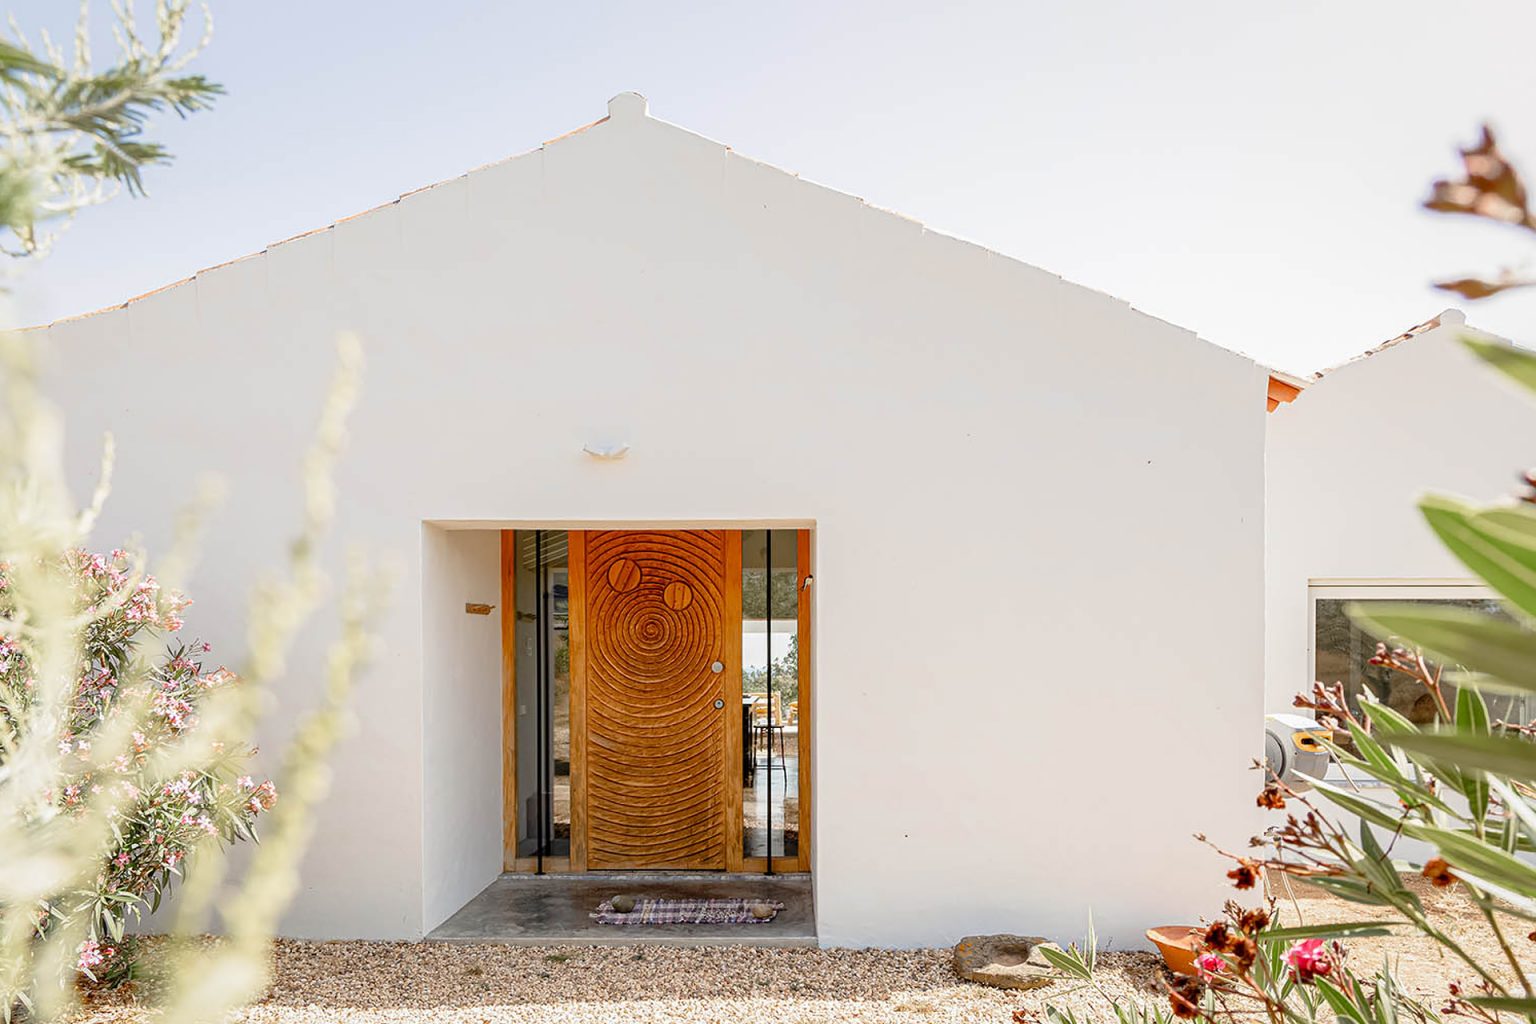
[1305, 775, 1410, 831]
[1376, 961, 1400, 1024]
[1403, 820, 1536, 897]
[1258, 922, 1397, 941]
[1458, 683, 1492, 734]
[1346, 723, 1403, 780]
[1360, 819, 1386, 862]
[1035, 944, 1092, 981]
[1456, 686, 1493, 823]
[1491, 777, 1536, 849]
[1352, 821, 1413, 898]
[1391, 731, 1536, 782]
[1362, 699, 1420, 737]
[1348, 602, 1536, 693]
[1420, 495, 1536, 621]
[1448, 867, 1536, 920]
[1302, 875, 1394, 906]
[1315, 977, 1366, 1024]
[1465, 336, 1536, 395]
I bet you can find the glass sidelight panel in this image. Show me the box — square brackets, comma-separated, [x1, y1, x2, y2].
[741, 529, 800, 861]
[513, 530, 571, 862]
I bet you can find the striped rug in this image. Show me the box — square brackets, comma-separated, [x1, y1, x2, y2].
[591, 897, 785, 925]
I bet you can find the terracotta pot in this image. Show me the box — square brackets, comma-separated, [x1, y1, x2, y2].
[1145, 925, 1202, 976]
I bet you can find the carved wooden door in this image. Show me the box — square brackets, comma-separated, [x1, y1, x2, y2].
[570, 530, 740, 870]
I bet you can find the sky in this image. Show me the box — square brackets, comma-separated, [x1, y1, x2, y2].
[9, 0, 1536, 374]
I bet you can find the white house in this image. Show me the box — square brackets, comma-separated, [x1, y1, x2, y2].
[1264, 312, 1533, 725]
[37, 93, 1273, 948]
[1260, 313, 1536, 863]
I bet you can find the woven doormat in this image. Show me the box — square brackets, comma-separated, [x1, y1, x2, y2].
[591, 897, 786, 926]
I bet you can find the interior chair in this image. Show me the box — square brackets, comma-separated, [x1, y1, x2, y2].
[751, 693, 788, 781]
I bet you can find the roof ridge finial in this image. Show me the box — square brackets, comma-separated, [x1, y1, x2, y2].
[608, 92, 649, 120]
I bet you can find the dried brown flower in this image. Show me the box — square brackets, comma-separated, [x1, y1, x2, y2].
[1203, 920, 1232, 950]
[1168, 975, 1205, 1019]
[1436, 275, 1534, 300]
[1227, 860, 1261, 890]
[1257, 782, 1286, 811]
[1237, 907, 1271, 934]
[1424, 126, 1536, 300]
[1425, 125, 1536, 229]
[1228, 936, 1259, 971]
[1423, 857, 1456, 888]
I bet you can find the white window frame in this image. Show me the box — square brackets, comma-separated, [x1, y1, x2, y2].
[1307, 578, 1508, 783]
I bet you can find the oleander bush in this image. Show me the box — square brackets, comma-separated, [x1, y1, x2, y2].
[0, 550, 276, 985]
[1037, 905, 1438, 1024]
[0, 6, 383, 1023]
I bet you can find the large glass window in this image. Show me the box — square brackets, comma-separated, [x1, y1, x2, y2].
[1311, 584, 1527, 731]
[742, 529, 799, 861]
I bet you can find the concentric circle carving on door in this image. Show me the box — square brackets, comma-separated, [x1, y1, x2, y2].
[579, 530, 729, 869]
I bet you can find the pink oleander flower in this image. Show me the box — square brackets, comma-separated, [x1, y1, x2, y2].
[1194, 952, 1227, 978]
[1284, 939, 1333, 983]
[77, 939, 107, 973]
[152, 691, 195, 729]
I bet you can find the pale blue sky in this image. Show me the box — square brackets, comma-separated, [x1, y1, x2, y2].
[11, 0, 1536, 373]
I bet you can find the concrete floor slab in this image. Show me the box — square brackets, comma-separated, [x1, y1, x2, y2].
[427, 873, 816, 947]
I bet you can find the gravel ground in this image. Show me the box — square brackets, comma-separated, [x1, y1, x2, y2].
[67, 874, 1536, 1024]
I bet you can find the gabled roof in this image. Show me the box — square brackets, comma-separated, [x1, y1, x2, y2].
[24, 92, 1254, 379]
[1262, 309, 1467, 412]
[26, 102, 620, 331]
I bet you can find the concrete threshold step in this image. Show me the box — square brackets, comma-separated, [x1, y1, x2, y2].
[425, 870, 817, 947]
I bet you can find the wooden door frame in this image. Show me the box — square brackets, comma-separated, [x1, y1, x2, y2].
[723, 535, 745, 870]
[500, 526, 812, 874]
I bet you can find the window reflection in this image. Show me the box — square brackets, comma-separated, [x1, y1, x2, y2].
[1313, 594, 1527, 730]
[514, 531, 570, 860]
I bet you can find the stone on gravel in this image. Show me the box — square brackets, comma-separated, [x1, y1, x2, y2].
[952, 934, 1061, 990]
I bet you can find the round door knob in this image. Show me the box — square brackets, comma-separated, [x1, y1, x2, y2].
[710, 661, 724, 673]
[713, 699, 725, 709]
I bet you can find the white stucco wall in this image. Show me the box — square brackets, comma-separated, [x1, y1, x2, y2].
[40, 93, 1266, 947]
[421, 527, 503, 932]
[1264, 316, 1536, 715]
